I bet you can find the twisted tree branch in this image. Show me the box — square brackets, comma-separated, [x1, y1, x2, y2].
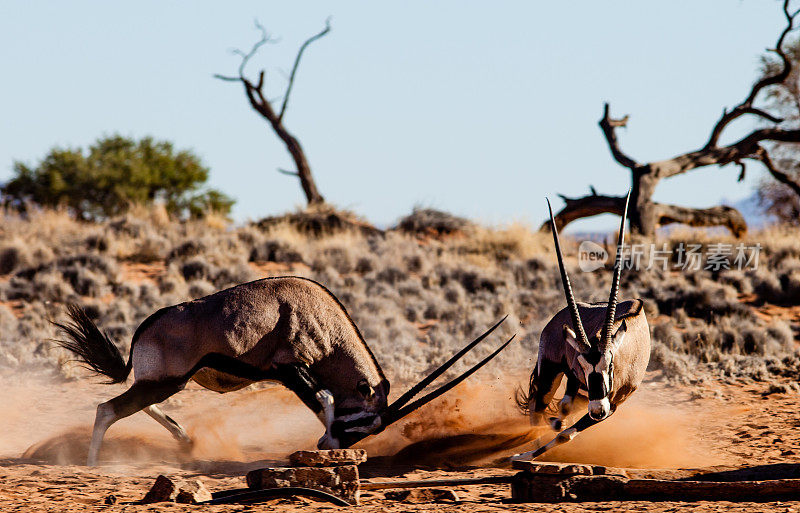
[598, 103, 639, 170]
[541, 193, 746, 237]
[539, 191, 626, 232]
[279, 17, 331, 123]
[705, 0, 798, 148]
[756, 145, 800, 197]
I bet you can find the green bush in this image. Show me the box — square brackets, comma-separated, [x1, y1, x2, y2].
[1, 135, 234, 219]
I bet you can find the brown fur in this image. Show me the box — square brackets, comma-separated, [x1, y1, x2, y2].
[130, 276, 388, 408]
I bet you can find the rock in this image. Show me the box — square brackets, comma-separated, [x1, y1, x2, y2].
[175, 479, 213, 504]
[141, 475, 176, 503]
[384, 488, 459, 503]
[140, 475, 212, 504]
[247, 465, 360, 505]
[289, 449, 367, 467]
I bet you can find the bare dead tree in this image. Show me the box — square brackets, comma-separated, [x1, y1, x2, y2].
[544, 1, 800, 237]
[216, 20, 330, 205]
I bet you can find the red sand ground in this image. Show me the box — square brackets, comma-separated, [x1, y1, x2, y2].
[1, 369, 800, 512]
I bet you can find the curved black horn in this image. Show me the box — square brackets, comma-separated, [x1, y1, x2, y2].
[601, 189, 631, 348]
[380, 334, 517, 427]
[386, 316, 507, 412]
[547, 199, 589, 350]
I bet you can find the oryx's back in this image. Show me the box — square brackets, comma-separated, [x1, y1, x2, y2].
[131, 276, 381, 383]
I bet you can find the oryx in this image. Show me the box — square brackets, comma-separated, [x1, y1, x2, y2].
[512, 190, 650, 461]
[56, 276, 514, 466]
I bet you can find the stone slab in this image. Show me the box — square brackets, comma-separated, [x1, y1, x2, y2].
[289, 449, 367, 467]
[246, 465, 360, 505]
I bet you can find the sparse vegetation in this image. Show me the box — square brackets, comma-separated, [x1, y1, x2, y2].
[0, 206, 798, 388]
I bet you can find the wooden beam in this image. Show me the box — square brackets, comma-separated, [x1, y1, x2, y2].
[361, 476, 513, 491]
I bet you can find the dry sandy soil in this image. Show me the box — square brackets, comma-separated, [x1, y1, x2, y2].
[1, 369, 800, 512]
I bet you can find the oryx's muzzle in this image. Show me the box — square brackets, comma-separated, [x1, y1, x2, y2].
[337, 316, 516, 447]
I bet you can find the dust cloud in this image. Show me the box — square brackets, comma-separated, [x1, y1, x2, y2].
[1, 370, 722, 470]
[359, 376, 723, 469]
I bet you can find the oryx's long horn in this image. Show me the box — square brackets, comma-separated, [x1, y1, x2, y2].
[601, 189, 631, 347]
[547, 199, 590, 350]
[387, 316, 507, 412]
[380, 335, 517, 427]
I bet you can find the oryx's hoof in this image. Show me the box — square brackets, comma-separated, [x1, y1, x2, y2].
[548, 417, 562, 431]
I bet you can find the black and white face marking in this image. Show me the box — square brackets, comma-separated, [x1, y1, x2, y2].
[576, 350, 614, 420]
[564, 321, 627, 421]
[316, 379, 389, 449]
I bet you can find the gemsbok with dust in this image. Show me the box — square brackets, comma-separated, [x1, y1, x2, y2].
[513, 190, 650, 461]
[56, 276, 515, 466]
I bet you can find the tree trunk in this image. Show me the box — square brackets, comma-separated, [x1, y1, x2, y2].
[274, 125, 325, 205]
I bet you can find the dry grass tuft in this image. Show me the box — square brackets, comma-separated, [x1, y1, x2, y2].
[394, 207, 474, 237]
[254, 203, 382, 238]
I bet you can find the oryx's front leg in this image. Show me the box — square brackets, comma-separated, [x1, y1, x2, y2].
[529, 359, 563, 427]
[270, 363, 339, 449]
[550, 373, 581, 431]
[314, 389, 337, 447]
[512, 410, 608, 462]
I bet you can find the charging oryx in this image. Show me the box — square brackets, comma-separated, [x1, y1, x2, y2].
[512, 190, 650, 461]
[56, 276, 514, 466]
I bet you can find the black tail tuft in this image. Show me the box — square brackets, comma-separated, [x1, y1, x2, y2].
[54, 304, 131, 384]
[515, 372, 537, 416]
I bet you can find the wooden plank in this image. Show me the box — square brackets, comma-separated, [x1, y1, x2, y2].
[511, 460, 621, 476]
[361, 476, 513, 491]
[623, 478, 800, 499]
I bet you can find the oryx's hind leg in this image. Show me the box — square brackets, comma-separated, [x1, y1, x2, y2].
[512, 412, 604, 462]
[530, 359, 563, 427]
[88, 379, 186, 466]
[144, 405, 192, 446]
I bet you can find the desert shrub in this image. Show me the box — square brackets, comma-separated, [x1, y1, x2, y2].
[749, 265, 800, 305]
[394, 207, 473, 237]
[249, 240, 304, 263]
[1, 135, 233, 219]
[180, 258, 214, 282]
[214, 260, 258, 289]
[255, 204, 381, 238]
[0, 241, 31, 275]
[83, 233, 110, 253]
[167, 240, 207, 262]
[188, 279, 216, 299]
[718, 269, 753, 295]
[354, 255, 376, 274]
[376, 267, 407, 286]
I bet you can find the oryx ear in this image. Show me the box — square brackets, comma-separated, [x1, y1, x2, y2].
[610, 320, 627, 351]
[563, 325, 583, 352]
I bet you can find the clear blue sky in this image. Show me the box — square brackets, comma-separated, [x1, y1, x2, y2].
[0, 1, 789, 230]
